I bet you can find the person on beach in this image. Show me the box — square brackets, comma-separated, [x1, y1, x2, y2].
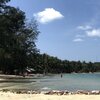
[61, 73, 63, 78]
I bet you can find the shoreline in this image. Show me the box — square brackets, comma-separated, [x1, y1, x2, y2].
[1, 89, 100, 95]
[0, 74, 44, 79]
[0, 74, 100, 96]
[0, 72, 99, 79]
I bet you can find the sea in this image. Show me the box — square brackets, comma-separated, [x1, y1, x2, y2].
[0, 73, 100, 91]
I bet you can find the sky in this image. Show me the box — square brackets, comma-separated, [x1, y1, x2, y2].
[8, 0, 100, 62]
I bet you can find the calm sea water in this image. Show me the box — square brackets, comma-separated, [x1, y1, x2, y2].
[0, 73, 100, 91]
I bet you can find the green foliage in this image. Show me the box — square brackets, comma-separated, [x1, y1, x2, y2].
[0, 0, 39, 74]
[32, 53, 100, 74]
[0, 0, 10, 4]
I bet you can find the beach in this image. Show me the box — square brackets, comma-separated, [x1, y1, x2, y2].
[0, 73, 100, 100]
[0, 92, 100, 100]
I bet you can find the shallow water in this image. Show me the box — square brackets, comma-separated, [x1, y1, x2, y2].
[0, 73, 100, 91]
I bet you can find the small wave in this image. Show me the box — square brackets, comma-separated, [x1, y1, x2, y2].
[41, 87, 51, 90]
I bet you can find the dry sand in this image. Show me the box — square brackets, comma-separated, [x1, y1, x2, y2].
[0, 92, 100, 100]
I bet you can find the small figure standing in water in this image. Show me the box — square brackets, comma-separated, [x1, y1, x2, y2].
[61, 73, 63, 78]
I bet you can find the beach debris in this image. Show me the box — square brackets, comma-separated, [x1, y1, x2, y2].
[63, 90, 70, 95]
[2, 89, 9, 92]
[44, 90, 69, 95]
[1, 89, 100, 95]
[90, 90, 100, 95]
[76, 90, 90, 95]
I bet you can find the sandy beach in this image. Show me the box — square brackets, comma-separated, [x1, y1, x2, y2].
[0, 92, 100, 100]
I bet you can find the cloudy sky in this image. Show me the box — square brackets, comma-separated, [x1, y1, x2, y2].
[9, 0, 100, 62]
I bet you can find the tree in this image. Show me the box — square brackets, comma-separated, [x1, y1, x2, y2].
[0, 0, 39, 74]
[0, 0, 10, 4]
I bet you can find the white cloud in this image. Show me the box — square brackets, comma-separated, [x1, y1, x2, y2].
[77, 24, 100, 38]
[86, 29, 100, 37]
[73, 38, 84, 42]
[34, 8, 64, 24]
[77, 25, 92, 30]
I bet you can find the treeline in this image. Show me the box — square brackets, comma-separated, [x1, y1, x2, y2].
[0, 0, 100, 75]
[32, 53, 100, 74]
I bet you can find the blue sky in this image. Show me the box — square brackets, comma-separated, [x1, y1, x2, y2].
[8, 0, 100, 62]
